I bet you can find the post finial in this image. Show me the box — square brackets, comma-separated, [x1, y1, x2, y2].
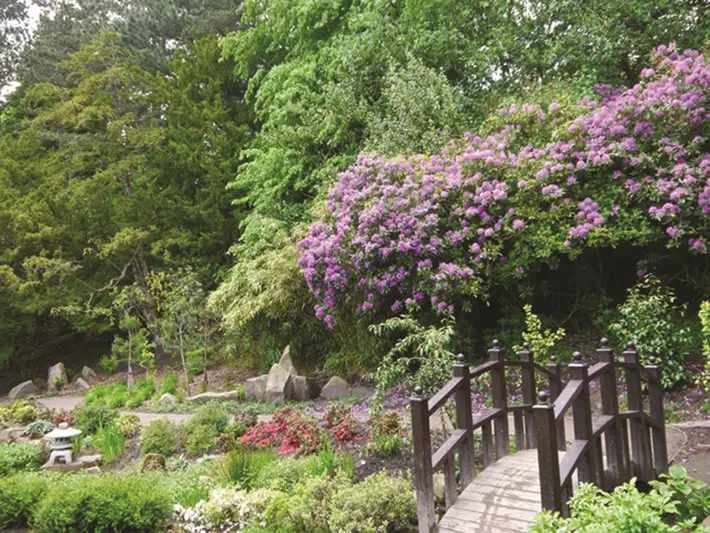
[492, 339, 499, 348]
[550, 355, 556, 363]
[414, 386, 423, 397]
[538, 390, 549, 404]
[572, 351, 582, 362]
[627, 341, 636, 351]
[456, 353, 465, 363]
[523, 342, 530, 350]
[600, 337, 609, 347]
[649, 356, 657, 365]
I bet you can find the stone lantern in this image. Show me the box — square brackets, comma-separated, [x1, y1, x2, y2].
[44, 423, 82, 466]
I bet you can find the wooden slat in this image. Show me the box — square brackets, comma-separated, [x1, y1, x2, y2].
[587, 361, 610, 381]
[428, 377, 463, 416]
[472, 408, 503, 430]
[553, 380, 583, 420]
[469, 359, 498, 379]
[533, 362, 555, 379]
[592, 414, 615, 438]
[560, 439, 588, 487]
[615, 361, 652, 382]
[507, 403, 532, 413]
[433, 429, 467, 470]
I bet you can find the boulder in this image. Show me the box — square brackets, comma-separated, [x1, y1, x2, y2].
[245, 375, 268, 402]
[159, 393, 178, 404]
[85, 466, 102, 475]
[141, 453, 166, 472]
[320, 376, 352, 400]
[82, 366, 97, 379]
[265, 363, 293, 404]
[78, 454, 103, 467]
[189, 390, 241, 403]
[47, 363, 68, 391]
[8, 380, 37, 400]
[278, 345, 298, 376]
[76, 377, 91, 391]
[291, 376, 320, 401]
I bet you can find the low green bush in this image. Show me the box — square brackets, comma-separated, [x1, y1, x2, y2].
[125, 378, 156, 408]
[213, 448, 277, 488]
[94, 425, 126, 463]
[115, 413, 141, 437]
[0, 443, 44, 476]
[141, 419, 185, 456]
[31, 474, 172, 532]
[531, 478, 704, 532]
[75, 404, 118, 434]
[1, 400, 40, 425]
[0, 473, 53, 529]
[99, 355, 119, 374]
[85, 382, 128, 409]
[186, 424, 218, 456]
[23, 420, 54, 438]
[188, 404, 230, 434]
[159, 374, 179, 395]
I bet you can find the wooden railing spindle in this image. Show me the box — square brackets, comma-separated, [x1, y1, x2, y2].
[647, 357, 669, 476]
[548, 356, 566, 451]
[489, 340, 510, 460]
[569, 352, 598, 485]
[519, 343, 537, 449]
[454, 354, 476, 487]
[623, 344, 654, 481]
[534, 391, 563, 512]
[596, 338, 625, 487]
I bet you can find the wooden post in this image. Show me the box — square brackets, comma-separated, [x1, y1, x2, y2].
[548, 356, 566, 451]
[623, 343, 654, 481]
[410, 386, 436, 533]
[443, 456, 458, 509]
[569, 352, 598, 485]
[519, 343, 537, 449]
[489, 340, 509, 460]
[647, 358, 669, 476]
[534, 391, 563, 513]
[481, 422, 494, 468]
[596, 338, 624, 488]
[454, 354, 476, 487]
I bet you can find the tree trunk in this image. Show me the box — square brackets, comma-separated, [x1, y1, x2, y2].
[202, 329, 209, 387]
[179, 329, 191, 397]
[127, 330, 134, 390]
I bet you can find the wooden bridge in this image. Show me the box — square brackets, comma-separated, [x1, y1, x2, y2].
[410, 339, 669, 533]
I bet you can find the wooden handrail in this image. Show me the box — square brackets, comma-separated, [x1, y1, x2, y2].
[560, 439, 588, 487]
[587, 361, 611, 380]
[432, 429, 467, 470]
[469, 359, 497, 379]
[427, 377, 463, 416]
[553, 379, 583, 420]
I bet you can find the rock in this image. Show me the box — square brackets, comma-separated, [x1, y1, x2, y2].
[141, 453, 166, 472]
[433, 472, 445, 501]
[47, 363, 68, 391]
[0, 430, 10, 443]
[8, 380, 37, 400]
[85, 466, 102, 475]
[76, 377, 91, 391]
[245, 375, 268, 402]
[42, 461, 83, 472]
[159, 393, 179, 404]
[82, 366, 97, 379]
[189, 390, 241, 403]
[320, 376, 351, 400]
[703, 516, 710, 529]
[199, 475, 211, 484]
[278, 345, 298, 376]
[265, 363, 293, 404]
[291, 376, 320, 401]
[78, 454, 103, 467]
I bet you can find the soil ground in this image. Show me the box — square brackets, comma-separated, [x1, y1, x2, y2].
[670, 426, 710, 484]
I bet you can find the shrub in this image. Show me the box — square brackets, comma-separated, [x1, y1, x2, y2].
[84, 383, 128, 409]
[51, 409, 75, 426]
[0, 443, 44, 476]
[75, 404, 118, 434]
[253, 457, 324, 495]
[698, 302, 710, 393]
[650, 464, 710, 525]
[9, 400, 39, 425]
[94, 425, 126, 463]
[159, 374, 179, 396]
[186, 425, 218, 457]
[187, 404, 230, 434]
[531, 480, 698, 532]
[0, 473, 52, 529]
[327, 471, 417, 533]
[609, 275, 699, 388]
[31, 474, 172, 532]
[23, 420, 54, 438]
[115, 413, 141, 437]
[99, 355, 119, 374]
[126, 378, 156, 408]
[212, 448, 277, 488]
[141, 419, 185, 456]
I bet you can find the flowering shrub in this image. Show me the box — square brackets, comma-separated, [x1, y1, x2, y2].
[299, 44, 710, 332]
[241, 408, 324, 454]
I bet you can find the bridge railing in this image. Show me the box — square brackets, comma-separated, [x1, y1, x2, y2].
[410, 341, 562, 533]
[534, 340, 668, 516]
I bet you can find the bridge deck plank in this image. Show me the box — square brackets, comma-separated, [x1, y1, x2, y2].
[438, 449, 544, 533]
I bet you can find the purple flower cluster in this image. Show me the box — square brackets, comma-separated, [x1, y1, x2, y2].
[299, 44, 710, 326]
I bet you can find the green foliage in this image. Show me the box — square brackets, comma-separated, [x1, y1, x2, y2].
[141, 419, 185, 456]
[30, 474, 173, 533]
[371, 315, 456, 393]
[650, 465, 710, 525]
[697, 302, 710, 393]
[531, 479, 702, 532]
[159, 374, 179, 396]
[213, 448, 278, 489]
[0, 443, 44, 477]
[608, 276, 699, 388]
[5, 400, 40, 425]
[75, 404, 119, 435]
[0, 473, 52, 529]
[188, 404, 230, 435]
[23, 420, 54, 438]
[93, 425, 126, 463]
[186, 425, 219, 457]
[99, 355, 119, 374]
[513, 305, 565, 363]
[327, 471, 417, 533]
[125, 378, 156, 408]
[84, 383, 128, 409]
[115, 413, 141, 437]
